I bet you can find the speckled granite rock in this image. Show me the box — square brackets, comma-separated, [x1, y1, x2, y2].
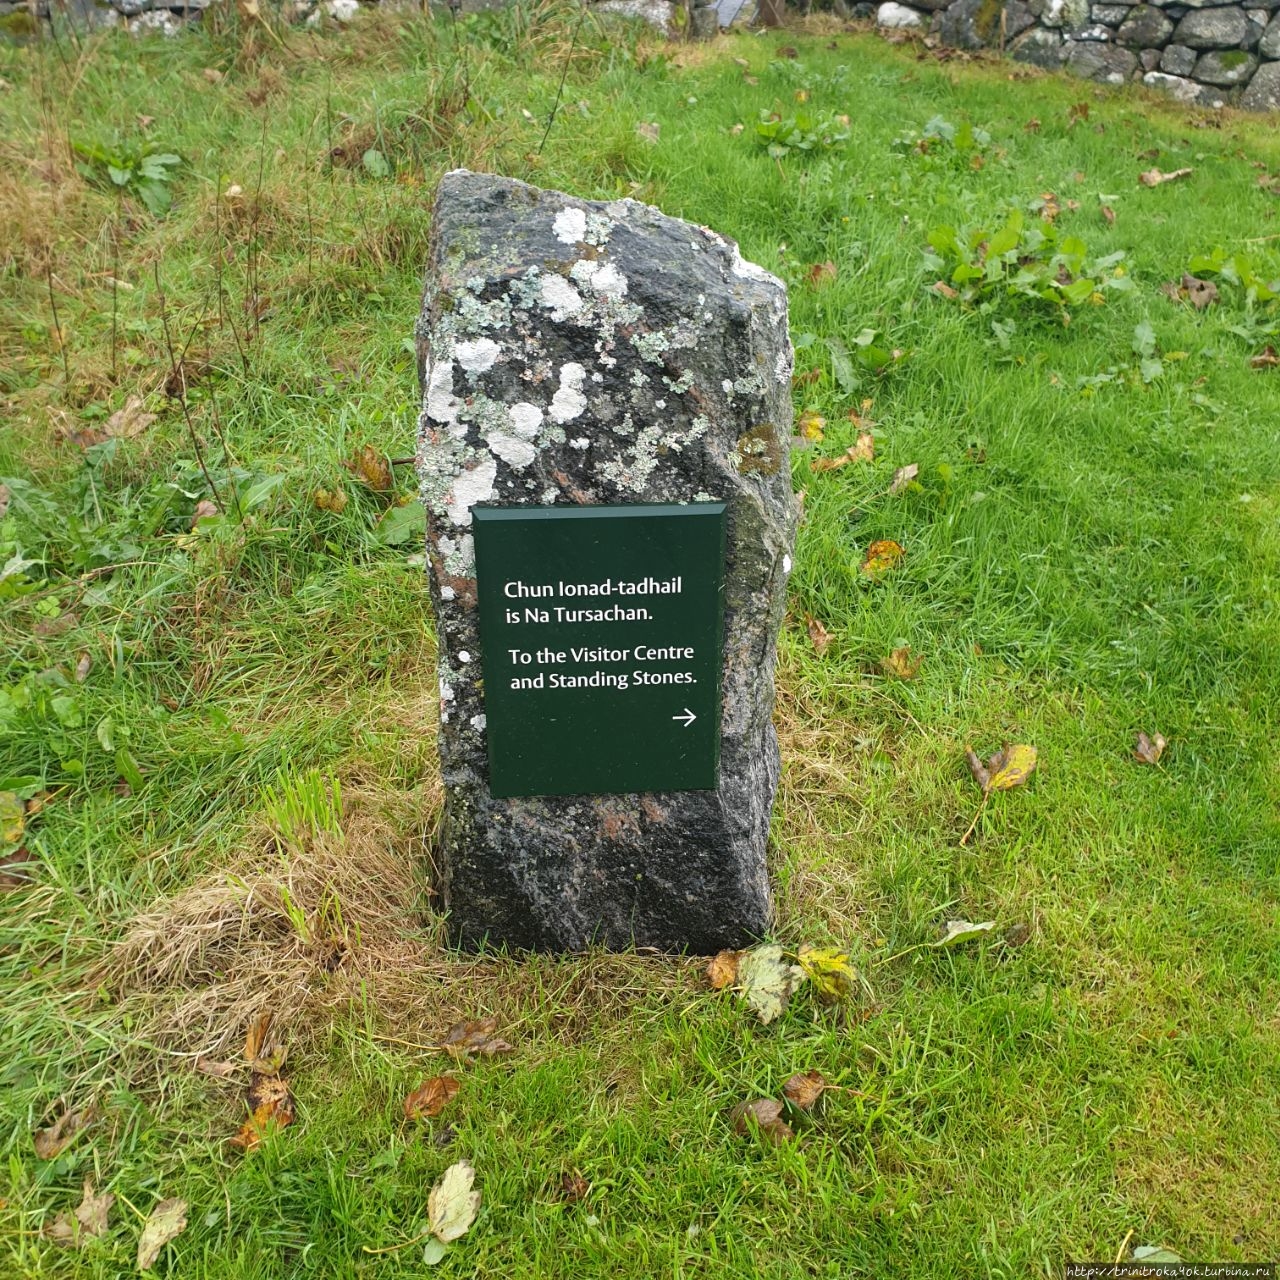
[415, 171, 797, 952]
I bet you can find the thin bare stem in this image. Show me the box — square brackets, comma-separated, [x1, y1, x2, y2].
[536, 2, 586, 157]
[46, 266, 71, 388]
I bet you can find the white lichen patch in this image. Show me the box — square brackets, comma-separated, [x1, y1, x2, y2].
[585, 212, 614, 246]
[775, 347, 794, 383]
[446, 457, 498, 526]
[730, 246, 785, 291]
[470, 713, 486, 732]
[426, 359, 460, 427]
[539, 273, 584, 322]
[441, 585, 456, 601]
[486, 432, 538, 469]
[509, 402, 543, 440]
[549, 362, 588, 423]
[455, 337, 501, 375]
[553, 207, 587, 245]
[632, 330, 669, 364]
[571, 258, 628, 298]
[783, 554, 792, 574]
[570, 437, 590, 449]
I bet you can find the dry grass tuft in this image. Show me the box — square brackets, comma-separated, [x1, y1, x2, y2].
[101, 783, 442, 1057]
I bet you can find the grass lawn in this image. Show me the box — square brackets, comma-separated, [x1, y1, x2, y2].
[2, 7, 1279, 1276]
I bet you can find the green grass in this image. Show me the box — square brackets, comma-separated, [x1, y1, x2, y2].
[2, 8, 1280, 1276]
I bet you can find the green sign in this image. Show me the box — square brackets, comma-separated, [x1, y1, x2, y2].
[471, 503, 727, 799]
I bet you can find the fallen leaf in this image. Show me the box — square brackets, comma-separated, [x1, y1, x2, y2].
[33, 1105, 95, 1160]
[0, 483, 10, 518]
[706, 949, 741, 990]
[796, 945, 856, 1002]
[1, 791, 24, 846]
[243, 1011, 273, 1064]
[1132, 1245, 1183, 1265]
[782, 1070, 828, 1111]
[735, 943, 806, 1025]
[932, 280, 958, 300]
[880, 646, 922, 679]
[792, 366, 821, 388]
[404, 1075, 460, 1121]
[805, 614, 832, 656]
[136, 114, 155, 129]
[137, 1198, 187, 1271]
[191, 499, 218, 527]
[963, 745, 990, 792]
[194, 1056, 238, 1079]
[1249, 345, 1278, 370]
[1139, 167, 1192, 187]
[1024, 117, 1040, 133]
[806, 260, 837, 288]
[1101, 204, 1116, 226]
[851, 431, 875, 462]
[635, 121, 660, 143]
[986, 744, 1037, 791]
[232, 1074, 295, 1151]
[889, 463, 919, 495]
[1067, 101, 1089, 126]
[441, 1016, 514, 1058]
[0, 846, 37, 891]
[729, 122, 745, 137]
[104, 395, 157, 439]
[796, 409, 826, 443]
[730, 1098, 795, 1145]
[1182, 274, 1218, 310]
[314, 487, 349, 513]
[74, 651, 92, 683]
[1037, 191, 1060, 223]
[427, 1160, 481, 1244]
[1134, 731, 1167, 765]
[202, 67, 223, 83]
[345, 444, 393, 492]
[935, 919, 996, 948]
[47, 1178, 113, 1247]
[558, 1171, 590, 1203]
[1004, 922, 1032, 947]
[861, 539, 904, 579]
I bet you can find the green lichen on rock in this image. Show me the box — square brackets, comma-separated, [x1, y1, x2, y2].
[734, 423, 783, 476]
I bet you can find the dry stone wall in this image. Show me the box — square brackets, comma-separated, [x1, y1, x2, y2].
[873, 0, 1280, 110]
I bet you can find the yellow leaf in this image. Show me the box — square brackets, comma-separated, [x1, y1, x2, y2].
[0, 792, 24, 846]
[861, 540, 904, 579]
[706, 949, 740, 990]
[797, 409, 825, 443]
[880, 646, 922, 679]
[987, 744, 1037, 791]
[735, 944, 806, 1025]
[797, 944, 857, 1002]
[428, 1160, 481, 1244]
[137, 1198, 187, 1272]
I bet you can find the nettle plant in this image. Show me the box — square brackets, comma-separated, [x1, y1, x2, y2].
[73, 140, 183, 216]
[891, 115, 993, 171]
[924, 207, 1132, 318]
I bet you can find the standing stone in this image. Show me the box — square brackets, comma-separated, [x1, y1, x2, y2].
[415, 172, 797, 952]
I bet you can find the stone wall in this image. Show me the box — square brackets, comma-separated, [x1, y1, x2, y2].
[873, 0, 1280, 110]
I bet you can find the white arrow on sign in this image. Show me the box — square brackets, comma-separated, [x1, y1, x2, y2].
[672, 708, 697, 728]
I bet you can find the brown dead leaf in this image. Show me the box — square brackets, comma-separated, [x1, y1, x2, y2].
[1037, 192, 1061, 223]
[194, 1056, 238, 1079]
[1134, 731, 1167, 765]
[729, 122, 745, 136]
[232, 1075, 295, 1151]
[706, 949, 741, 990]
[33, 1104, 96, 1160]
[806, 614, 832, 656]
[106, 396, 157, 439]
[314, 487, 349, 513]
[243, 1011, 273, 1064]
[1024, 117, 1040, 134]
[191, 499, 218, 527]
[1183, 274, 1218, 310]
[558, 1171, 590, 1203]
[0, 482, 9, 519]
[792, 365, 821, 387]
[1101, 204, 1116, 226]
[880, 646, 922, 679]
[730, 1098, 795, 1145]
[889, 463, 919, 495]
[73, 651, 92, 683]
[1249, 345, 1278, 370]
[806, 260, 837, 288]
[932, 280, 959, 300]
[46, 1178, 113, 1247]
[137, 1198, 187, 1271]
[404, 1075, 460, 1121]
[1067, 101, 1089, 126]
[1139, 167, 1193, 187]
[345, 444, 393, 492]
[441, 1016, 514, 1058]
[202, 67, 224, 83]
[635, 121, 660, 143]
[782, 1070, 828, 1111]
[0, 846, 37, 891]
[963, 745, 990, 793]
[1004, 922, 1032, 947]
[852, 431, 875, 463]
[137, 114, 155, 130]
[861, 539, 905, 579]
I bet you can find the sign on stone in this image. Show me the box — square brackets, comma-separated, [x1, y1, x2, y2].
[473, 502, 726, 798]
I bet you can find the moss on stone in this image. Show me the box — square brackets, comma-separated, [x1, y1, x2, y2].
[734, 424, 782, 476]
[1218, 50, 1250, 70]
[0, 8, 38, 36]
[974, 0, 1005, 43]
